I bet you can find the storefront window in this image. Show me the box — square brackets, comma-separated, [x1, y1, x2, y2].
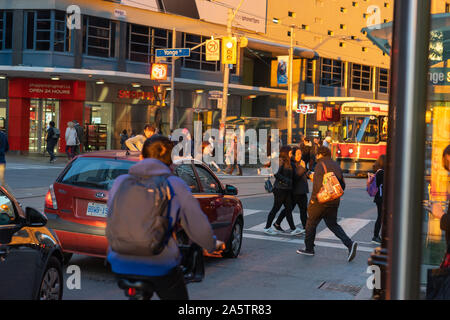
[420, 8, 450, 291]
[0, 99, 6, 131]
[84, 102, 113, 150]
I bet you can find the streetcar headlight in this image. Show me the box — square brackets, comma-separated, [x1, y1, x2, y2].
[349, 148, 354, 154]
[367, 150, 371, 155]
[337, 149, 341, 154]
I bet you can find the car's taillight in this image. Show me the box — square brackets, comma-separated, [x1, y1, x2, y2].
[45, 185, 58, 210]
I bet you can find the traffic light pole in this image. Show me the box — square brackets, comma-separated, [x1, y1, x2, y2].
[220, 0, 245, 140]
[169, 27, 176, 131]
[287, 26, 294, 145]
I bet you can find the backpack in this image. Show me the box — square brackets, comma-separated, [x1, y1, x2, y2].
[52, 128, 60, 140]
[316, 162, 344, 203]
[106, 174, 178, 256]
[366, 171, 379, 197]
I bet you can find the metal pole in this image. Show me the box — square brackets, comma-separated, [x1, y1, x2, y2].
[169, 28, 176, 131]
[387, 0, 431, 300]
[286, 26, 294, 145]
[220, 0, 245, 139]
[286, 26, 294, 144]
[220, 9, 233, 140]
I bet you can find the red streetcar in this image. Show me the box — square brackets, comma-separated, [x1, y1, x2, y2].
[334, 102, 388, 175]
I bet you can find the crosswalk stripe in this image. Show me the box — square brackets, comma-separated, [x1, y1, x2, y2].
[245, 217, 372, 241]
[243, 209, 263, 216]
[316, 218, 371, 240]
[242, 233, 374, 253]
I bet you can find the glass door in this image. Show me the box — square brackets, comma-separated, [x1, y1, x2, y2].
[29, 99, 60, 153]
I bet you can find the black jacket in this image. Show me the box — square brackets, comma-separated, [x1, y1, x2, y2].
[273, 162, 293, 190]
[292, 160, 309, 195]
[311, 157, 345, 206]
[374, 169, 384, 204]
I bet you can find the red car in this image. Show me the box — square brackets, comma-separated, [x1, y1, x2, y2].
[44, 151, 244, 262]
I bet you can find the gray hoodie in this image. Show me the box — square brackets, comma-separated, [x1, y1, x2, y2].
[107, 158, 216, 277]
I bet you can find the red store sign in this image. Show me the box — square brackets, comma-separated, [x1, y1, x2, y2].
[9, 78, 85, 100]
[117, 89, 156, 101]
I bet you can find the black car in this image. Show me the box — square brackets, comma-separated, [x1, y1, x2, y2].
[0, 186, 64, 300]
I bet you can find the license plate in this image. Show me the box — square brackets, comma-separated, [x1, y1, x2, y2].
[86, 202, 108, 218]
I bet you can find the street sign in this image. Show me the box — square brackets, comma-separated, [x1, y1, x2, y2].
[205, 39, 220, 61]
[155, 48, 190, 58]
[296, 104, 316, 114]
[208, 90, 223, 99]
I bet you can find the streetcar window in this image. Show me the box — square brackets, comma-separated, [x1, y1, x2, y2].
[355, 116, 379, 143]
[339, 116, 355, 142]
[380, 116, 388, 141]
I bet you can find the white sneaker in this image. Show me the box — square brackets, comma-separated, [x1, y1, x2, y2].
[263, 227, 278, 235]
[289, 227, 305, 236]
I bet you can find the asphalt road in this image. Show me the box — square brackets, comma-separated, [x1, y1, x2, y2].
[5, 154, 378, 300]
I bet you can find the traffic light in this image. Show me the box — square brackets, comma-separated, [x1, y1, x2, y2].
[222, 37, 237, 64]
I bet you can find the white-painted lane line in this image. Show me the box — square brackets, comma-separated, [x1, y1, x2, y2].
[243, 209, 263, 216]
[242, 233, 374, 252]
[316, 218, 371, 240]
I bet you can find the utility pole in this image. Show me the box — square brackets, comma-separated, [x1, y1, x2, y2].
[286, 25, 294, 145]
[169, 27, 176, 131]
[220, 0, 245, 139]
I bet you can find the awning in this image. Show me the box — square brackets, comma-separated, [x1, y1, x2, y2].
[361, 13, 450, 56]
[247, 37, 319, 59]
[0, 65, 288, 97]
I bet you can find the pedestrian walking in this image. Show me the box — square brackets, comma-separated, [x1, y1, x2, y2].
[65, 121, 78, 161]
[264, 146, 303, 236]
[310, 137, 320, 170]
[125, 124, 156, 152]
[202, 141, 221, 173]
[296, 146, 358, 262]
[276, 146, 309, 231]
[106, 135, 224, 300]
[0, 129, 9, 186]
[322, 136, 332, 149]
[371, 154, 385, 245]
[224, 136, 242, 176]
[301, 138, 312, 170]
[120, 129, 129, 150]
[73, 120, 84, 155]
[46, 121, 59, 163]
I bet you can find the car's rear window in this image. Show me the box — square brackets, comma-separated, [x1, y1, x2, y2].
[59, 157, 135, 190]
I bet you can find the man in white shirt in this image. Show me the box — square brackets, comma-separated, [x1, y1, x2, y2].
[125, 124, 156, 151]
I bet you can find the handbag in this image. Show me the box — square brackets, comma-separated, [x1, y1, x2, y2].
[317, 162, 344, 203]
[264, 178, 274, 193]
[426, 266, 450, 299]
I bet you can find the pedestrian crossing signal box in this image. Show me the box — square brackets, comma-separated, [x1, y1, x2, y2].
[222, 37, 237, 64]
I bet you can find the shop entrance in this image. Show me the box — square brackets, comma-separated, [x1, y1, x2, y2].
[29, 99, 60, 153]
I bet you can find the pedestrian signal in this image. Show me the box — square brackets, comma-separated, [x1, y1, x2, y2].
[222, 37, 237, 64]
